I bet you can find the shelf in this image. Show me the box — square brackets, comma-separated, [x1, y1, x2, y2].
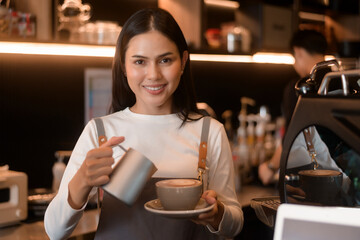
[0, 40, 298, 64]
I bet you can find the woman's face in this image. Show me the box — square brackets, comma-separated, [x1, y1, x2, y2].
[293, 46, 309, 78]
[124, 30, 188, 115]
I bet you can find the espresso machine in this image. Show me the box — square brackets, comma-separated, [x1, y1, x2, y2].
[251, 60, 360, 227]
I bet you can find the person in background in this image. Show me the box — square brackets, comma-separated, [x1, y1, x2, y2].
[282, 29, 329, 129]
[258, 29, 328, 185]
[44, 8, 243, 240]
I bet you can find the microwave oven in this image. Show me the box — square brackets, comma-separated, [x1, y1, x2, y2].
[0, 168, 28, 227]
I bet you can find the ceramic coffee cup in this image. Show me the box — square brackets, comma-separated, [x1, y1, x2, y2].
[299, 169, 343, 206]
[155, 179, 202, 210]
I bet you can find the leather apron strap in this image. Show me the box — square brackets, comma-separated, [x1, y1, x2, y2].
[94, 118, 107, 146]
[198, 116, 211, 182]
[94, 117, 107, 211]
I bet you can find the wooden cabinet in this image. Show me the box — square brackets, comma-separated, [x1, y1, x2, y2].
[159, 0, 204, 50]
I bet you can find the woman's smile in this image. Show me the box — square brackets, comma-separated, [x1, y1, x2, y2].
[143, 84, 167, 94]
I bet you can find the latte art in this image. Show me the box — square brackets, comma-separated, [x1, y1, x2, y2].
[156, 179, 202, 188]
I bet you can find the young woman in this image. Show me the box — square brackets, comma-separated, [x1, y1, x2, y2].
[45, 8, 243, 239]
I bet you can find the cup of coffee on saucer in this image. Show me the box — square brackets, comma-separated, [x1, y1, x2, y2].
[155, 179, 202, 210]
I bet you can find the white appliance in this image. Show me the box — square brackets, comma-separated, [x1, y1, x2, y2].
[274, 203, 360, 240]
[0, 166, 28, 227]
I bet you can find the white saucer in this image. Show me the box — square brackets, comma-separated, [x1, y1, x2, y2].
[144, 198, 215, 219]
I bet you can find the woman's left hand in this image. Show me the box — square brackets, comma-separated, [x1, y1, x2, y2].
[192, 190, 224, 230]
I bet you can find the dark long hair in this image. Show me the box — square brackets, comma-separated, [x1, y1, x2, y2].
[110, 8, 201, 124]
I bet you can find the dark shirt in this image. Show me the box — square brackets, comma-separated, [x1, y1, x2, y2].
[282, 76, 301, 129]
[281, 67, 332, 130]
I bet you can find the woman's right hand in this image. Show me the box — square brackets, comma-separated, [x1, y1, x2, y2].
[68, 136, 125, 209]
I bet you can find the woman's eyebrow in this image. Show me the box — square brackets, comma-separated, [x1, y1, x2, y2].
[158, 52, 173, 58]
[130, 52, 174, 59]
[131, 54, 147, 59]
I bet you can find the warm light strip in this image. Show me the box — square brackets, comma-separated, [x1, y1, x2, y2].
[1, 41, 334, 65]
[190, 54, 253, 63]
[299, 11, 325, 22]
[0, 41, 115, 57]
[204, 0, 239, 9]
[252, 52, 294, 64]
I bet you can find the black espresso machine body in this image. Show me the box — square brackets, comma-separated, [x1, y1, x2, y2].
[251, 63, 360, 228]
[280, 67, 360, 207]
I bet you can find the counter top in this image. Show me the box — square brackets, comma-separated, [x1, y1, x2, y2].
[0, 184, 277, 239]
[0, 209, 99, 240]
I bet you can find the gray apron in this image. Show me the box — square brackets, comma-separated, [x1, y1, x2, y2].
[94, 117, 220, 239]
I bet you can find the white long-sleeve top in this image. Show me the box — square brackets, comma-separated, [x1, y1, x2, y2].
[44, 108, 243, 240]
